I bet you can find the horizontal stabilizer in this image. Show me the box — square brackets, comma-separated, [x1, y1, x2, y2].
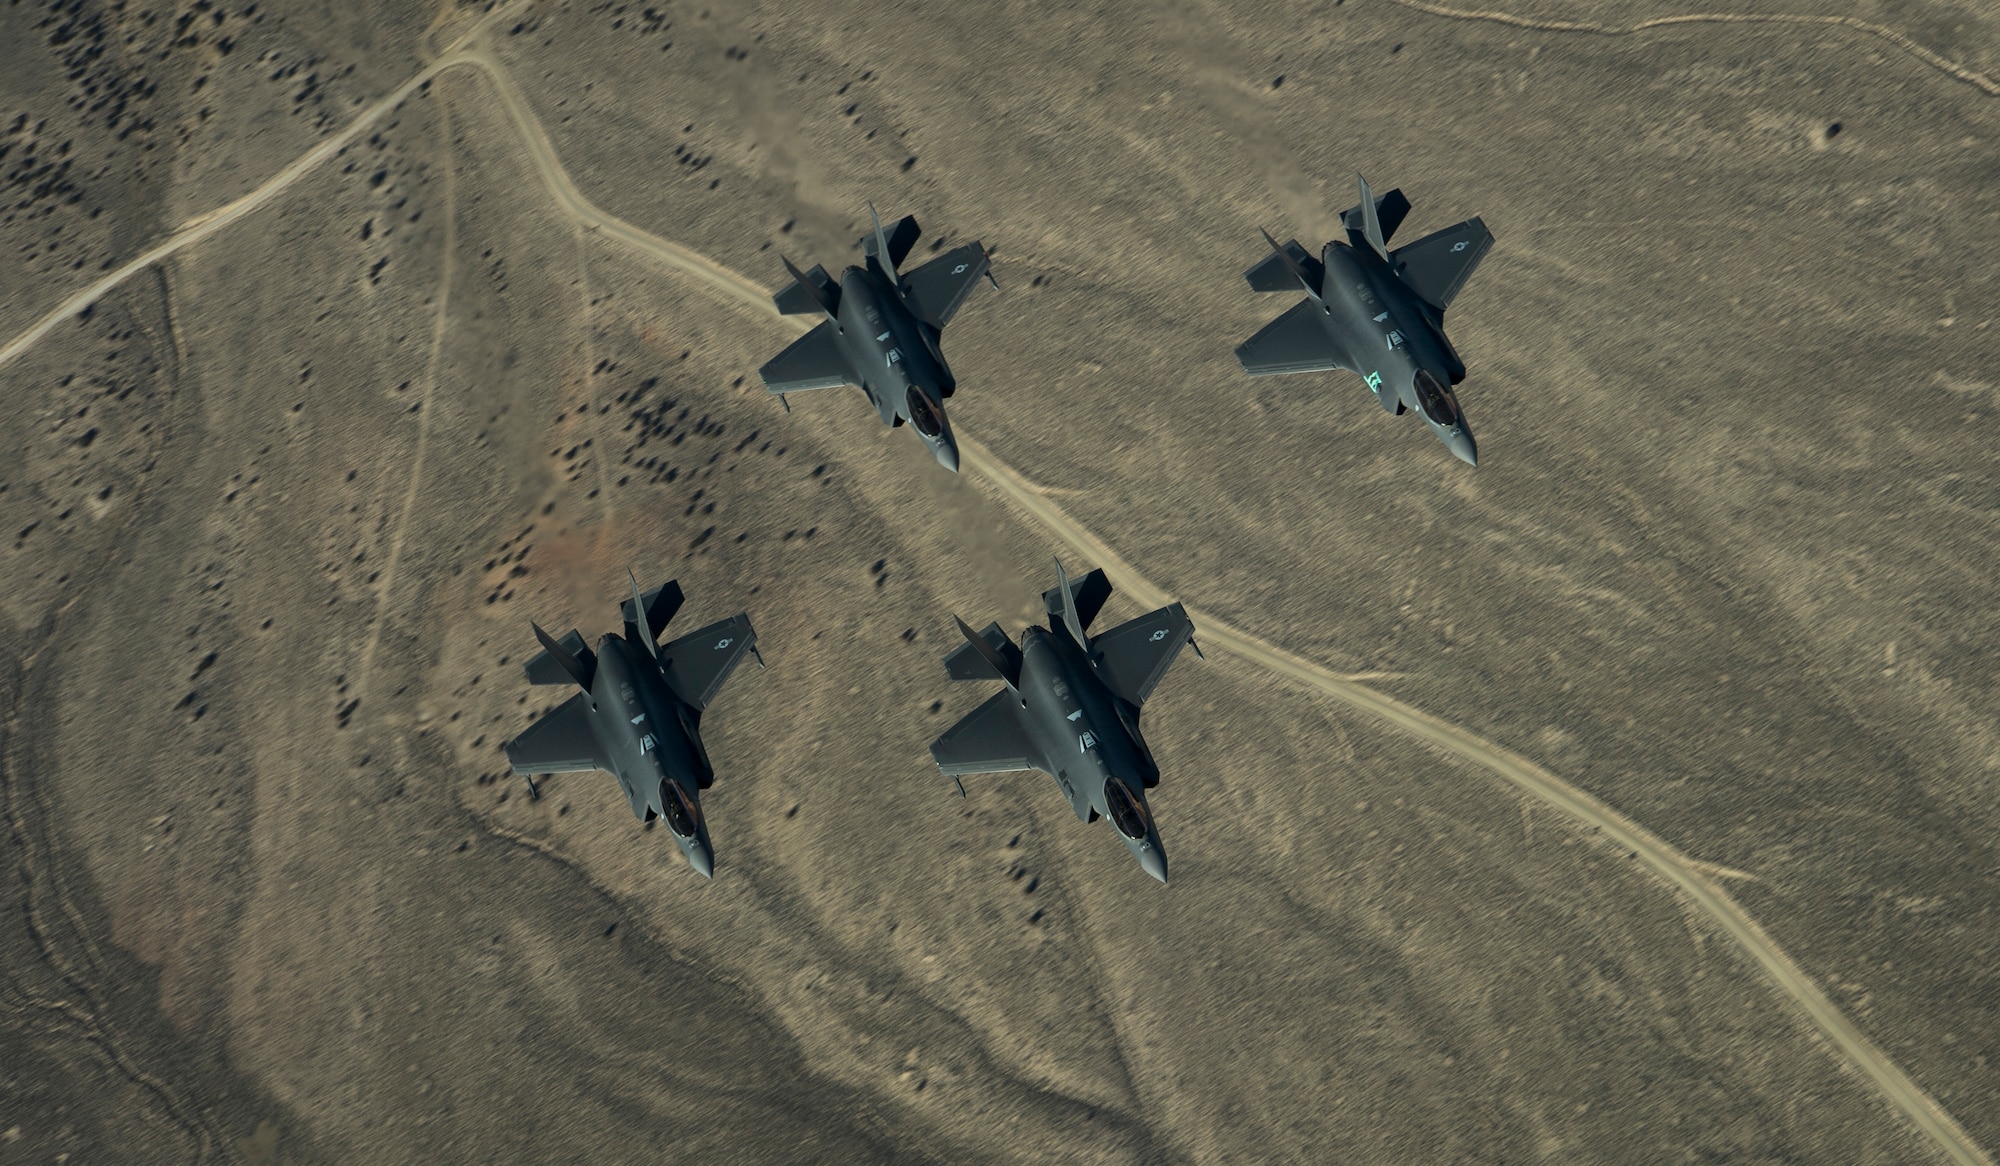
[620, 578, 686, 643]
[861, 214, 922, 270]
[1244, 238, 1324, 293]
[520, 636, 588, 688]
[1041, 567, 1113, 632]
[772, 263, 835, 315]
[949, 615, 1022, 691]
[945, 620, 1024, 681]
[662, 614, 758, 711]
[931, 689, 1037, 776]
[1236, 299, 1353, 377]
[776, 255, 840, 317]
[1340, 186, 1412, 246]
[901, 242, 990, 329]
[1391, 217, 1493, 312]
[1091, 603, 1195, 706]
[1255, 228, 1322, 298]
[525, 625, 596, 689]
[759, 321, 854, 395]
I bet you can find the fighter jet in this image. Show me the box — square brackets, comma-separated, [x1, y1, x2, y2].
[929, 560, 1202, 883]
[1237, 174, 1494, 465]
[502, 574, 763, 879]
[758, 206, 995, 472]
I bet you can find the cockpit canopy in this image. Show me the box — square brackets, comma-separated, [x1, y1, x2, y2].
[1104, 779, 1150, 842]
[1412, 369, 1460, 428]
[906, 387, 945, 438]
[660, 780, 698, 838]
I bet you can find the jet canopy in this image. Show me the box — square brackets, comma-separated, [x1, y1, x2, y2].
[1412, 369, 1461, 428]
[661, 781, 699, 838]
[1104, 779, 1150, 842]
[906, 387, 945, 438]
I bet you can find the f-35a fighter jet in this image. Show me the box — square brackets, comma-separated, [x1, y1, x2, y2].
[930, 561, 1201, 883]
[503, 574, 762, 879]
[758, 206, 995, 472]
[1238, 175, 1494, 465]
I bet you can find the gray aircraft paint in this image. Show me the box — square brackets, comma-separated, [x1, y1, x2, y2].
[1237, 174, 1494, 466]
[929, 560, 1200, 883]
[758, 206, 994, 472]
[501, 575, 762, 879]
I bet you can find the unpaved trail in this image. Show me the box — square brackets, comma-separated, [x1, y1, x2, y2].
[462, 49, 1992, 1166]
[0, 11, 1987, 1164]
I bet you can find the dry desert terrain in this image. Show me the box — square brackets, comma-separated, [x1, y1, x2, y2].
[2, 1, 1998, 1163]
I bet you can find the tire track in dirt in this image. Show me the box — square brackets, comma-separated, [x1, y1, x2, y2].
[359, 98, 459, 694]
[1384, 0, 2000, 97]
[0, 0, 536, 378]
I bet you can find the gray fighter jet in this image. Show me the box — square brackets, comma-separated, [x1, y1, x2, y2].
[930, 560, 1201, 883]
[758, 206, 995, 472]
[1237, 174, 1494, 465]
[502, 574, 763, 879]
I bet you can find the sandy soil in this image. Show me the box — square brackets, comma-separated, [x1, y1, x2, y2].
[2, 1, 1997, 1163]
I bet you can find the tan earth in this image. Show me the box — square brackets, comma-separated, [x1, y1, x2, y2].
[3, 1, 1997, 1163]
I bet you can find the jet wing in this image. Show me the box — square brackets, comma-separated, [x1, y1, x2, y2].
[504, 695, 610, 775]
[944, 621, 1024, 681]
[900, 242, 989, 329]
[1090, 603, 1195, 707]
[1390, 217, 1493, 311]
[662, 614, 758, 710]
[758, 321, 853, 394]
[930, 689, 1038, 776]
[1235, 299, 1355, 376]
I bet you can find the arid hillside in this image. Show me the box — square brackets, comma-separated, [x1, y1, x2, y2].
[2, 1, 1996, 1163]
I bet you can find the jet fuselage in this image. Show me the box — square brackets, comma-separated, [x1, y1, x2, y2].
[589, 635, 715, 876]
[1018, 625, 1169, 882]
[1317, 242, 1477, 465]
[833, 261, 960, 472]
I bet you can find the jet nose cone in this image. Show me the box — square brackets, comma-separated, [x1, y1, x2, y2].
[1137, 844, 1168, 884]
[934, 436, 961, 474]
[685, 842, 714, 879]
[1450, 431, 1479, 467]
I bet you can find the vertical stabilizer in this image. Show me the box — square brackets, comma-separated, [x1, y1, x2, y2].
[626, 570, 660, 661]
[867, 202, 898, 279]
[1052, 558, 1090, 653]
[1355, 173, 1389, 261]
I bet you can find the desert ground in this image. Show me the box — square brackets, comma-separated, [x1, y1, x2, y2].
[2, 0, 1997, 1162]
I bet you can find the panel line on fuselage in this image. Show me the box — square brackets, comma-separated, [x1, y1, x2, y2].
[592, 634, 710, 819]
